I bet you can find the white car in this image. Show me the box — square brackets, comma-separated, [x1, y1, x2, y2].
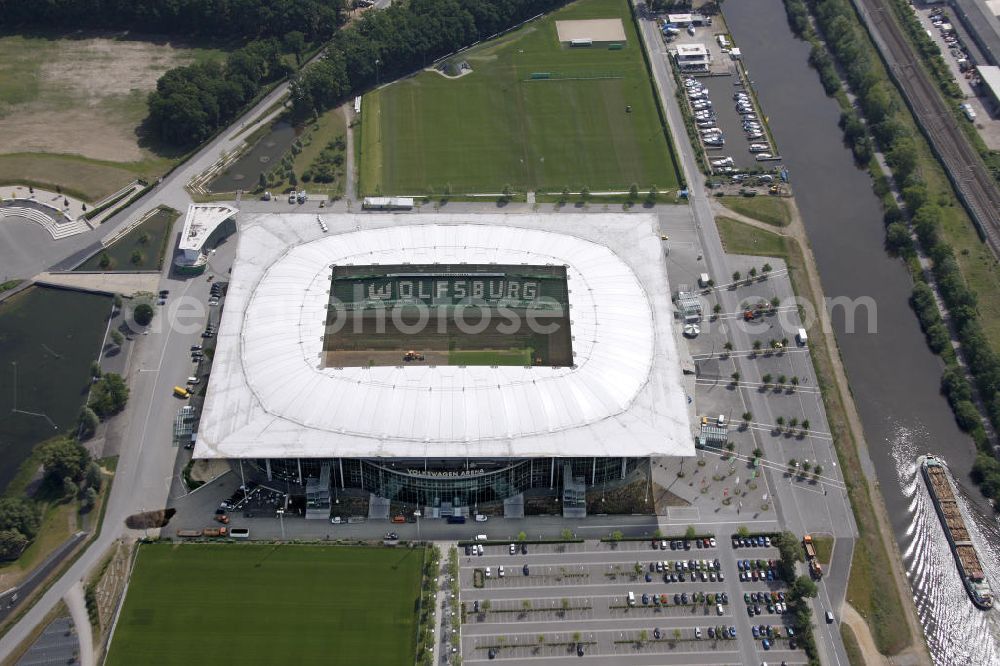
[475, 514, 488, 522]
[717, 603, 724, 615]
[330, 516, 342, 524]
[510, 543, 517, 555]
[498, 566, 505, 578]
[695, 627, 702, 639]
[485, 567, 492, 578]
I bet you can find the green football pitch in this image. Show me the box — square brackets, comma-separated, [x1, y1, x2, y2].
[359, 0, 680, 195]
[105, 544, 424, 666]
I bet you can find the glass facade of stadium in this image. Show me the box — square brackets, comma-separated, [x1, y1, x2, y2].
[243, 457, 647, 506]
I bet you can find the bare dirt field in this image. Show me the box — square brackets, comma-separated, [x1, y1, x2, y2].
[554, 18, 626, 42]
[0, 35, 222, 162]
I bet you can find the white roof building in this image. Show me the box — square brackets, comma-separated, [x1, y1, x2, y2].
[195, 213, 693, 461]
[175, 203, 238, 268]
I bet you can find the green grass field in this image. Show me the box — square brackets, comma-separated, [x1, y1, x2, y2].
[106, 544, 423, 666]
[76, 207, 178, 271]
[448, 349, 533, 366]
[359, 0, 679, 195]
[720, 195, 792, 227]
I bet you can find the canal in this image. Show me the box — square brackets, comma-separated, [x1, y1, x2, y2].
[721, 0, 1000, 661]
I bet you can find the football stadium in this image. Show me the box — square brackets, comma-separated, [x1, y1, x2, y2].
[194, 212, 694, 517]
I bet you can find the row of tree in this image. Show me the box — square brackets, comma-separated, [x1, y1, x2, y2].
[147, 39, 293, 146]
[0, 0, 345, 43]
[290, 0, 569, 118]
[789, 0, 1000, 504]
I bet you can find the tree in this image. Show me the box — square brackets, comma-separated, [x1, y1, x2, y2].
[99, 253, 111, 269]
[133, 303, 154, 326]
[130, 249, 143, 265]
[776, 531, 804, 582]
[561, 597, 570, 610]
[742, 411, 752, 422]
[776, 416, 785, 427]
[684, 525, 697, 540]
[801, 419, 810, 431]
[0, 528, 29, 560]
[113, 293, 122, 310]
[791, 574, 818, 599]
[723, 341, 733, 353]
[731, 371, 740, 384]
[639, 629, 648, 643]
[78, 407, 99, 440]
[289, 171, 298, 187]
[752, 340, 762, 351]
[502, 183, 514, 201]
[749, 267, 757, 279]
[517, 531, 527, 541]
[40, 438, 91, 485]
[522, 599, 532, 610]
[713, 304, 722, 316]
[762, 263, 772, 275]
[89, 361, 102, 379]
[85, 462, 102, 491]
[610, 530, 624, 541]
[733, 271, 741, 282]
[762, 373, 773, 384]
[752, 447, 763, 458]
[0, 498, 41, 540]
[283, 30, 306, 64]
[579, 186, 590, 203]
[258, 172, 267, 191]
[628, 183, 639, 201]
[560, 186, 570, 204]
[737, 525, 750, 537]
[88, 373, 129, 418]
[814, 465, 823, 476]
[646, 186, 658, 205]
[561, 528, 573, 541]
[110, 330, 124, 347]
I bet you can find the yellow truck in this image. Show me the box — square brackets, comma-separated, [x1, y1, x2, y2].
[173, 386, 191, 399]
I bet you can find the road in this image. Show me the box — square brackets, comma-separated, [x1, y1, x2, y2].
[632, 6, 855, 666]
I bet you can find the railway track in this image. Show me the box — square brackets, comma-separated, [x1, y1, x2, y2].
[855, 0, 1000, 258]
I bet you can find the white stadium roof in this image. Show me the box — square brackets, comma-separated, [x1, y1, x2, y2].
[195, 213, 693, 460]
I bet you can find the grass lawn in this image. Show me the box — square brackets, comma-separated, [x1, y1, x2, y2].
[106, 544, 424, 666]
[715, 216, 789, 257]
[294, 109, 348, 197]
[813, 535, 834, 564]
[359, 0, 679, 195]
[76, 207, 179, 271]
[720, 195, 791, 227]
[448, 349, 533, 366]
[840, 623, 866, 666]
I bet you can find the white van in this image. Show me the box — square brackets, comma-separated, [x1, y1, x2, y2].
[796, 328, 808, 346]
[627, 591, 636, 606]
[474, 534, 488, 542]
[230, 527, 250, 539]
[186, 376, 200, 385]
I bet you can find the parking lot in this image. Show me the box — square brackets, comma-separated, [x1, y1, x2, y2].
[458, 536, 807, 665]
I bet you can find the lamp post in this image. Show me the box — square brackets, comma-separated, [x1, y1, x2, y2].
[375, 58, 381, 86]
[276, 508, 286, 540]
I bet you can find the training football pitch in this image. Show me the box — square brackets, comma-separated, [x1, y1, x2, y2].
[359, 0, 679, 195]
[105, 544, 424, 666]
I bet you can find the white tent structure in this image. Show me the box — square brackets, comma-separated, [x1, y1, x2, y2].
[196, 213, 693, 462]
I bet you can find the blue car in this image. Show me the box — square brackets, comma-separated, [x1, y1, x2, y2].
[728, 626, 737, 638]
[752, 626, 759, 638]
[762, 638, 771, 650]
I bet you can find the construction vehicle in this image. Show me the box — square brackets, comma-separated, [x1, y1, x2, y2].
[176, 529, 202, 538]
[803, 535, 823, 578]
[202, 527, 227, 537]
[214, 514, 230, 524]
